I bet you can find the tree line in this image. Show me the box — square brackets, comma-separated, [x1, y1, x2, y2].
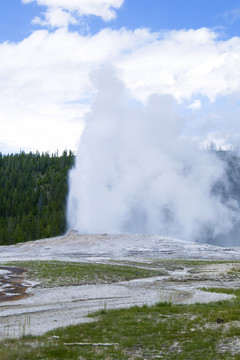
[0, 151, 74, 245]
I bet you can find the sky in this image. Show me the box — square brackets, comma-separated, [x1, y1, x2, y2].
[1, 0, 240, 153]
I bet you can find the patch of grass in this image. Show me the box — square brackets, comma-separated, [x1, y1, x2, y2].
[200, 287, 240, 296]
[2, 298, 240, 359]
[5, 260, 166, 287]
[2, 260, 240, 358]
[228, 264, 240, 276]
[111, 258, 240, 271]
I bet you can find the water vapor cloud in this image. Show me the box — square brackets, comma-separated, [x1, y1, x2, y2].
[67, 67, 239, 242]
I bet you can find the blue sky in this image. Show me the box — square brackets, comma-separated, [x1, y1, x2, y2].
[0, 0, 35, 42]
[1, 0, 240, 42]
[106, 0, 240, 37]
[1, 0, 240, 153]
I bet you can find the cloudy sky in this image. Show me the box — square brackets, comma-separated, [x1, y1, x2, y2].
[1, 0, 240, 154]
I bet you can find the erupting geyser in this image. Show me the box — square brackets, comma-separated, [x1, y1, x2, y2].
[67, 67, 239, 244]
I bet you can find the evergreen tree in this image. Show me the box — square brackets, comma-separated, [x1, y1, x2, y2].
[0, 151, 74, 244]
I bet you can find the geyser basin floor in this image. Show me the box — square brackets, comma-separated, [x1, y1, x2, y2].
[0, 232, 240, 339]
[1, 233, 240, 340]
[0, 266, 31, 302]
[1, 231, 240, 262]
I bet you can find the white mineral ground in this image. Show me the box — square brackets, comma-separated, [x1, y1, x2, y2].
[0, 231, 240, 339]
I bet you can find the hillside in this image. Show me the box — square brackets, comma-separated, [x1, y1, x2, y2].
[0, 151, 74, 245]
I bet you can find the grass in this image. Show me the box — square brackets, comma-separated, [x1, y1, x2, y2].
[2, 260, 240, 358]
[111, 258, 240, 270]
[6, 258, 237, 289]
[5, 260, 167, 287]
[2, 295, 240, 359]
[200, 287, 240, 296]
[228, 264, 240, 276]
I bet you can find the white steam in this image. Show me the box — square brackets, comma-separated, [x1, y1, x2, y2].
[67, 67, 238, 241]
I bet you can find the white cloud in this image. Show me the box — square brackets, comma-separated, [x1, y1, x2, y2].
[22, 0, 125, 27]
[0, 28, 153, 152]
[32, 8, 77, 28]
[1, 27, 240, 152]
[188, 100, 202, 110]
[118, 28, 240, 102]
[222, 7, 240, 25]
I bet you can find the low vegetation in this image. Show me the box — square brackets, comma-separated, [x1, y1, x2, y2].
[1, 293, 240, 359]
[111, 258, 240, 268]
[6, 260, 167, 287]
[1, 260, 240, 358]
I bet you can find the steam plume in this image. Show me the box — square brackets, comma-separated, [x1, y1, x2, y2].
[67, 67, 239, 242]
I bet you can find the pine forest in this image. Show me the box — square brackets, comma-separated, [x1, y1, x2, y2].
[0, 151, 74, 245]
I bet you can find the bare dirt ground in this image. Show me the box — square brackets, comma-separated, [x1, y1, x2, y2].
[0, 232, 240, 340]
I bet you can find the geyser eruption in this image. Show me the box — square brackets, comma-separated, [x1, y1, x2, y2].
[67, 67, 239, 244]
